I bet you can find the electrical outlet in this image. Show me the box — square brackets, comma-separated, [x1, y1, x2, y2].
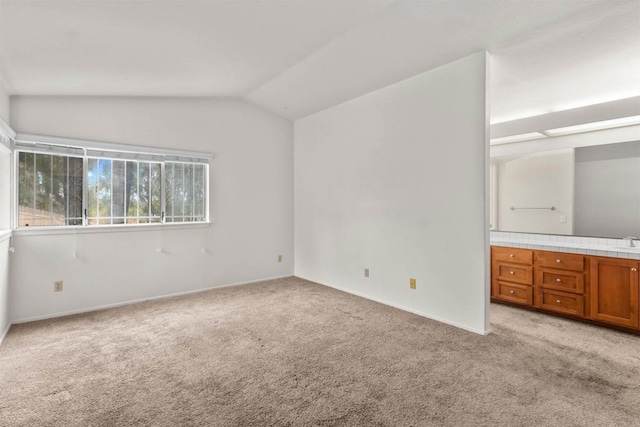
[54, 281, 63, 292]
[278, 254, 283, 262]
[410, 278, 416, 289]
[364, 268, 369, 278]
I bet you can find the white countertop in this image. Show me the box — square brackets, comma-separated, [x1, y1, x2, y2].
[490, 231, 640, 260]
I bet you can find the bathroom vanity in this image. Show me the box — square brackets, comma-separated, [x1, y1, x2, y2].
[491, 239, 640, 333]
[488, 105, 640, 333]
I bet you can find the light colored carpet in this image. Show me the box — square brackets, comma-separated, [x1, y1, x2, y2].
[1, 276, 639, 427]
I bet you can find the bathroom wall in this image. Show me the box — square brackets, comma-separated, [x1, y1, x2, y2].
[575, 140, 640, 238]
[494, 149, 574, 235]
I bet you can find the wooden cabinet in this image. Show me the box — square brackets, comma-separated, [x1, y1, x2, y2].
[536, 252, 584, 271]
[534, 250, 585, 316]
[496, 282, 533, 305]
[496, 264, 533, 285]
[538, 289, 584, 316]
[491, 247, 533, 306]
[491, 246, 640, 333]
[536, 269, 584, 294]
[590, 257, 639, 328]
[492, 247, 533, 265]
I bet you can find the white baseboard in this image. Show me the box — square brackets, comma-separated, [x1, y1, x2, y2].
[0, 322, 11, 347]
[12, 274, 294, 325]
[296, 275, 490, 336]
[9, 274, 490, 336]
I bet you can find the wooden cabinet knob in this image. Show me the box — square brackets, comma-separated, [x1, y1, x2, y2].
[510, 271, 514, 275]
[632, 268, 638, 272]
[556, 278, 561, 282]
[556, 300, 561, 304]
[556, 259, 561, 263]
[510, 254, 514, 258]
[510, 290, 515, 294]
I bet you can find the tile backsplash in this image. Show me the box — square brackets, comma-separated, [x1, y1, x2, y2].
[490, 231, 640, 260]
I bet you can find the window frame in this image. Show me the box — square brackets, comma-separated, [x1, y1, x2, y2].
[12, 134, 211, 232]
[84, 155, 166, 226]
[16, 150, 85, 227]
[163, 160, 208, 224]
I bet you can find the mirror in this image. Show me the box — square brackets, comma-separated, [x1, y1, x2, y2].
[490, 139, 640, 239]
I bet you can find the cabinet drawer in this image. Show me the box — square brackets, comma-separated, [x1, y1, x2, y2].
[493, 247, 533, 265]
[497, 264, 533, 285]
[537, 289, 584, 316]
[496, 282, 533, 305]
[537, 268, 584, 294]
[536, 252, 584, 272]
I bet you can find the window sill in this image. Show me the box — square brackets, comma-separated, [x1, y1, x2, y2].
[12, 222, 211, 237]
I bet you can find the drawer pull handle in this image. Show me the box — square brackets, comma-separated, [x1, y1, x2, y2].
[510, 271, 514, 275]
[510, 290, 515, 294]
[556, 299, 561, 304]
[556, 278, 562, 282]
[510, 254, 514, 258]
[632, 268, 638, 272]
[556, 259, 561, 263]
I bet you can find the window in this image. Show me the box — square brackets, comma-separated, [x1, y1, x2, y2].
[18, 152, 83, 227]
[165, 162, 206, 223]
[86, 158, 162, 225]
[15, 135, 210, 228]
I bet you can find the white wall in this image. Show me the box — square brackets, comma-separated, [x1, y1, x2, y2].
[9, 96, 293, 322]
[294, 52, 489, 334]
[575, 141, 640, 238]
[495, 150, 574, 235]
[0, 81, 9, 338]
[0, 84, 8, 126]
[0, 233, 9, 341]
[0, 83, 10, 230]
[0, 0, 11, 338]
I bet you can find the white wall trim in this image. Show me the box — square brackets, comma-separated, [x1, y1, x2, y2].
[0, 323, 11, 347]
[16, 133, 214, 160]
[299, 275, 491, 336]
[12, 221, 211, 237]
[11, 274, 294, 324]
[0, 230, 11, 243]
[0, 116, 16, 153]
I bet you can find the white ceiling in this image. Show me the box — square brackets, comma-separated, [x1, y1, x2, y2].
[1, 0, 639, 123]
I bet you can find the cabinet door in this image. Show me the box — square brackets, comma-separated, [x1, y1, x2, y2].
[590, 257, 639, 328]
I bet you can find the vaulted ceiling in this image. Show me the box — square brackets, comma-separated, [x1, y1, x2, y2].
[1, 0, 639, 122]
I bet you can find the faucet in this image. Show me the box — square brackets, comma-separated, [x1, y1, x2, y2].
[623, 237, 637, 248]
